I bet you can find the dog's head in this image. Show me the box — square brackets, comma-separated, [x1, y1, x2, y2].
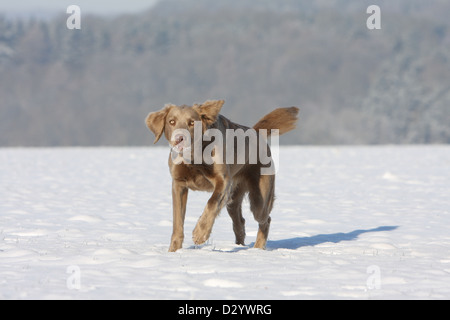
[145, 100, 225, 152]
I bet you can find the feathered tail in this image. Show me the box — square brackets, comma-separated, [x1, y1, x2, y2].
[253, 106, 299, 135]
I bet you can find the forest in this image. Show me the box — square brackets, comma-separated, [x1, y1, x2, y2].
[0, 0, 449, 146]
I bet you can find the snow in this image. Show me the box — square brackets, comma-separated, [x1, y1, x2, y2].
[1, 146, 450, 299]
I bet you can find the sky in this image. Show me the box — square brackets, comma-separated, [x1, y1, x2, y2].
[0, 0, 160, 18]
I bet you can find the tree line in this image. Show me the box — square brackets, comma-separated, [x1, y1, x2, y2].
[0, 0, 449, 146]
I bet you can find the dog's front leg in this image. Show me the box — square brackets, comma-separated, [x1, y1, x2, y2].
[169, 180, 188, 252]
[192, 176, 231, 246]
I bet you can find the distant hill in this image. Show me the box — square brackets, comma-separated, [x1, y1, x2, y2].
[1, 0, 449, 146]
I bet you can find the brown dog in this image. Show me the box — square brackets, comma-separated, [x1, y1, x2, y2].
[146, 100, 298, 252]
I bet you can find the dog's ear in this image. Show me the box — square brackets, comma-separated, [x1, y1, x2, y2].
[193, 100, 225, 126]
[145, 104, 173, 143]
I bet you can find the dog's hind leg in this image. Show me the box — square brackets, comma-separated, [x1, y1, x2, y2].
[249, 174, 275, 249]
[226, 183, 247, 245]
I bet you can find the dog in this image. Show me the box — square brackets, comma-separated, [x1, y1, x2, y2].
[146, 100, 299, 252]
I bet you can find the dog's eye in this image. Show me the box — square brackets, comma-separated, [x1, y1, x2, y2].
[188, 120, 195, 127]
[169, 120, 176, 125]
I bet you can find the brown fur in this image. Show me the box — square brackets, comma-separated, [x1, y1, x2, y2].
[146, 100, 299, 252]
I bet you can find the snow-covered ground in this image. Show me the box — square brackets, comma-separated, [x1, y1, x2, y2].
[1, 146, 450, 299]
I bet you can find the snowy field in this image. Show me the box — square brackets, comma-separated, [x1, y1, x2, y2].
[1, 146, 450, 299]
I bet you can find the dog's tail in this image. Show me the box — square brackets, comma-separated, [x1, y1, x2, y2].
[253, 106, 299, 136]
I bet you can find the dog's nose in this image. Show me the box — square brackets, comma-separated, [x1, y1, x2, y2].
[175, 134, 185, 144]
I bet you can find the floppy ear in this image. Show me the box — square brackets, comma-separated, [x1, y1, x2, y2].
[145, 104, 173, 143]
[193, 100, 225, 126]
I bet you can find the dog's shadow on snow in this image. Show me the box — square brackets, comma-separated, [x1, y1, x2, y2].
[262, 225, 399, 251]
[217, 226, 398, 252]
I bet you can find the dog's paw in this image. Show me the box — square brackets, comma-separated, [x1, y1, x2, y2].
[192, 223, 211, 245]
[169, 235, 183, 252]
[169, 241, 182, 252]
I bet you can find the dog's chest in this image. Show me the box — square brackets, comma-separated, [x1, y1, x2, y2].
[172, 163, 214, 192]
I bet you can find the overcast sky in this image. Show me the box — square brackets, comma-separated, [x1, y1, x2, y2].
[0, 0, 159, 18]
